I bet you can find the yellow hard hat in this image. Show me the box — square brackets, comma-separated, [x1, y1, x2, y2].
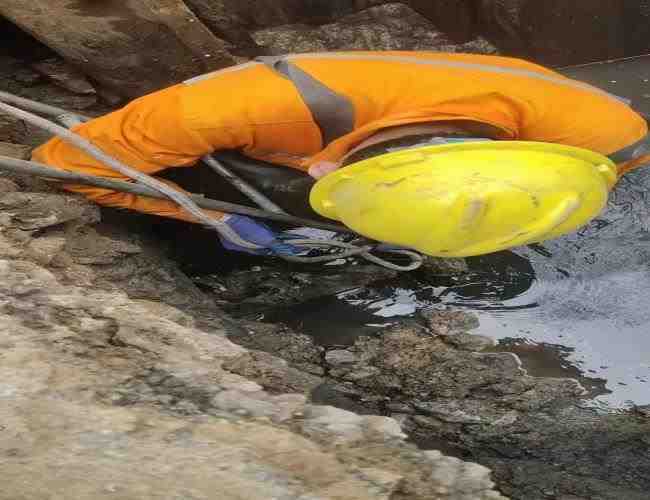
[309, 141, 617, 257]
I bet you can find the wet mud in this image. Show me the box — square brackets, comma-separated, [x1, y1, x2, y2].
[210, 268, 650, 499]
[245, 58, 650, 410]
[180, 57, 650, 499]
[75, 55, 650, 499]
[264, 179, 650, 409]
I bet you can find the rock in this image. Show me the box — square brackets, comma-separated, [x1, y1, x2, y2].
[187, 0, 479, 49]
[0, 178, 507, 500]
[0, 53, 42, 86]
[427, 451, 501, 498]
[477, 0, 627, 66]
[444, 332, 496, 352]
[5, 0, 650, 106]
[623, 3, 650, 58]
[388, 402, 415, 414]
[301, 405, 366, 444]
[301, 404, 410, 445]
[420, 256, 469, 276]
[12, 66, 42, 86]
[420, 308, 481, 336]
[182, 0, 265, 56]
[224, 319, 325, 375]
[253, 3, 498, 54]
[24, 233, 67, 266]
[0, 191, 100, 230]
[634, 405, 650, 418]
[465, 407, 650, 500]
[0, 141, 30, 159]
[0, 178, 20, 193]
[310, 381, 378, 416]
[0, 113, 27, 144]
[326, 349, 359, 366]
[0, 256, 506, 500]
[14, 84, 98, 113]
[0, 0, 235, 99]
[222, 350, 323, 394]
[94, 87, 125, 107]
[364, 414, 408, 441]
[31, 58, 96, 95]
[64, 225, 142, 265]
[408, 0, 476, 42]
[339, 365, 382, 382]
[314, 324, 587, 440]
[210, 389, 306, 421]
[414, 401, 484, 425]
[358, 467, 405, 499]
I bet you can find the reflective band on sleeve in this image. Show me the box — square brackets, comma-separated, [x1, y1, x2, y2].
[184, 61, 262, 85]
[186, 53, 632, 149]
[256, 56, 355, 145]
[608, 133, 650, 163]
[284, 53, 625, 103]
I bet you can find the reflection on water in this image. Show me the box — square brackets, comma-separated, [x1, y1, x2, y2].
[269, 168, 650, 409]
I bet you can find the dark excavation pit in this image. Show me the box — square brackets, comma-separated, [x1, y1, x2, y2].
[151, 158, 650, 411]
[171, 57, 650, 412]
[238, 204, 650, 410]
[87, 55, 650, 499]
[4, 8, 650, 498]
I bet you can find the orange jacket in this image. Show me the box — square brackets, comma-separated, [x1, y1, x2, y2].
[32, 51, 648, 223]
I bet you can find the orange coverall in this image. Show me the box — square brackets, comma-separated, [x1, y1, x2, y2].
[33, 51, 648, 223]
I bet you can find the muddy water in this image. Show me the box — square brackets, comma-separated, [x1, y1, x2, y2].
[270, 167, 650, 408]
[165, 57, 650, 409]
[269, 58, 650, 408]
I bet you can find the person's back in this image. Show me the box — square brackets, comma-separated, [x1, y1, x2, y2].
[31, 51, 650, 257]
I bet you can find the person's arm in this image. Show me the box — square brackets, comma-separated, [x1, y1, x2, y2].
[32, 67, 312, 255]
[32, 84, 228, 221]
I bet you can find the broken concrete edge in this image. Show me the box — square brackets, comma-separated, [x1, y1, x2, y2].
[0, 165, 507, 499]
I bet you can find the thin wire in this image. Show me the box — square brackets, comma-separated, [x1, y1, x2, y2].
[0, 92, 423, 271]
[0, 155, 347, 231]
[282, 239, 424, 271]
[0, 100, 262, 250]
[203, 154, 286, 214]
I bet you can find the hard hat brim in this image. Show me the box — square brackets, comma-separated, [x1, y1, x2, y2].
[309, 141, 617, 257]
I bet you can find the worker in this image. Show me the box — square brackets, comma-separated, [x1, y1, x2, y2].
[32, 51, 650, 258]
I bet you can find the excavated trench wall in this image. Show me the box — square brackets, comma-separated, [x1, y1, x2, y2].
[2, 3, 650, 500]
[3, 1, 650, 101]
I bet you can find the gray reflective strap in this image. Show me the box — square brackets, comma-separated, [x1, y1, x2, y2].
[285, 53, 624, 103]
[255, 56, 291, 79]
[608, 133, 650, 163]
[256, 56, 355, 145]
[187, 53, 634, 150]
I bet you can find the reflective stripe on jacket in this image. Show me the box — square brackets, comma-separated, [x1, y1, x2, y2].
[33, 51, 648, 222]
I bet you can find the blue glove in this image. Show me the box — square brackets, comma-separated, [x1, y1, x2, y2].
[219, 214, 301, 256]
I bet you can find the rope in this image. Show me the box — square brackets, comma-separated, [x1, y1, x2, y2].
[0, 92, 423, 271]
[282, 239, 424, 271]
[0, 155, 346, 231]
